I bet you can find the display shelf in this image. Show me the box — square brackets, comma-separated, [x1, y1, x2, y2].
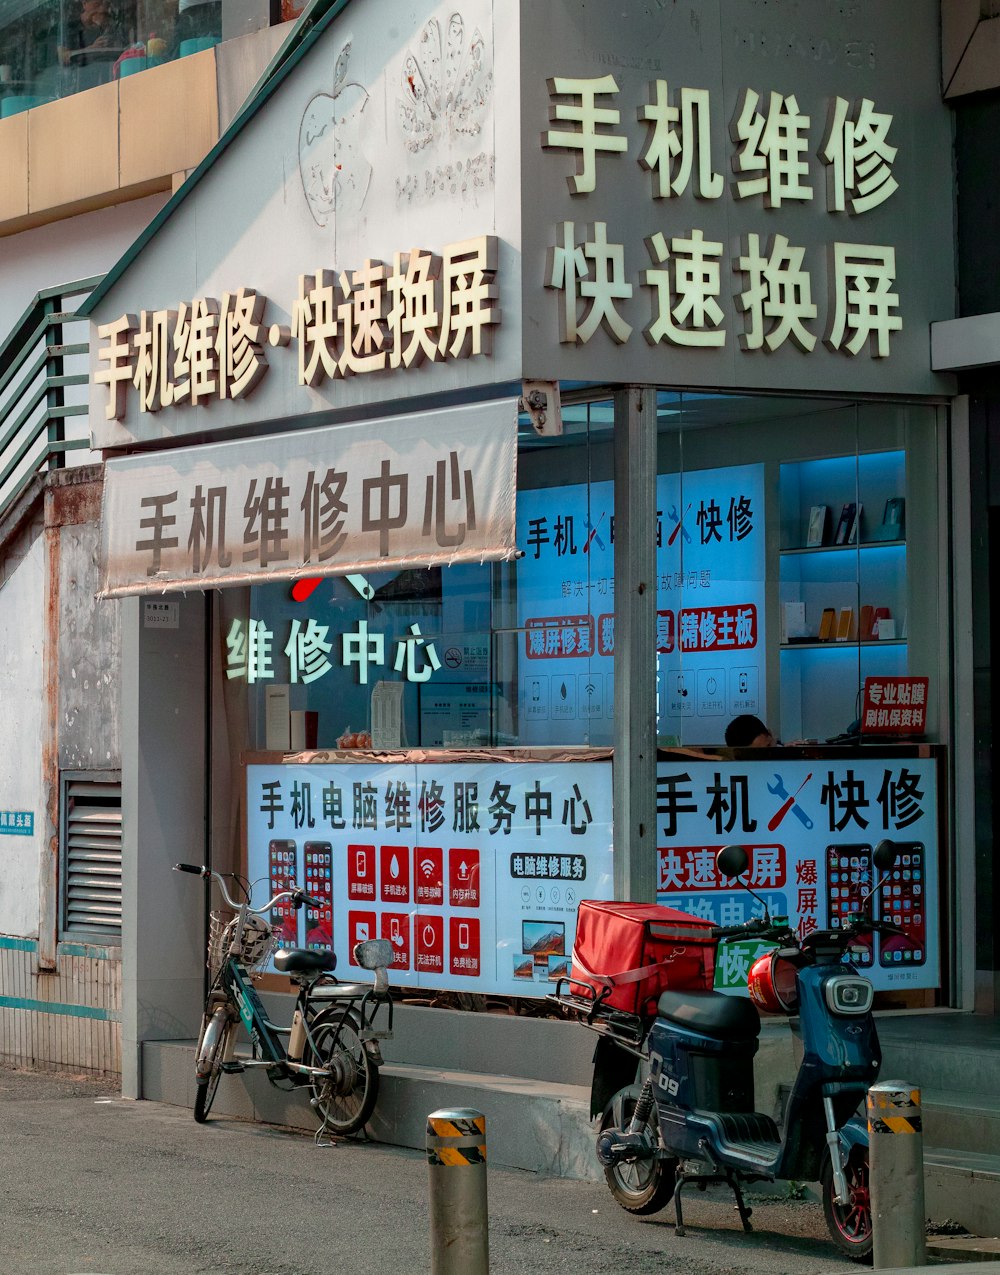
[781, 539, 905, 556]
[780, 639, 907, 651]
[778, 450, 908, 743]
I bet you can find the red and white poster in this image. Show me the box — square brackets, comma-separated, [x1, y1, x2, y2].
[861, 677, 929, 736]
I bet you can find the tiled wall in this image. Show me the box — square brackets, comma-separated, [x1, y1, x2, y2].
[0, 936, 121, 1077]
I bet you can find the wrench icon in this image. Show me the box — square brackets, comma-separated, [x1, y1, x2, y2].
[667, 504, 692, 546]
[766, 773, 814, 831]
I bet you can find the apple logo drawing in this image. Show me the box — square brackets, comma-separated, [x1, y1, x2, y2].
[299, 39, 372, 228]
[399, 12, 492, 152]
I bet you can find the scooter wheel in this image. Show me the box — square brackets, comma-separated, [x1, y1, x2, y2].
[821, 1146, 873, 1263]
[600, 1087, 678, 1216]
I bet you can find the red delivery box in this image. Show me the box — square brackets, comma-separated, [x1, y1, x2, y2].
[570, 900, 717, 1016]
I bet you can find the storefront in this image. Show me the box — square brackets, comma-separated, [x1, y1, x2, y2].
[81, 0, 961, 1096]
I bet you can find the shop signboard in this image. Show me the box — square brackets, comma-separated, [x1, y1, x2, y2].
[246, 758, 613, 995]
[99, 400, 517, 596]
[517, 463, 765, 744]
[656, 755, 940, 993]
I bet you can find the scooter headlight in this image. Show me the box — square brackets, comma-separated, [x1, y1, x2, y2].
[825, 974, 873, 1015]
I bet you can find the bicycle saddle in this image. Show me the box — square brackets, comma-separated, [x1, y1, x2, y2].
[273, 948, 337, 975]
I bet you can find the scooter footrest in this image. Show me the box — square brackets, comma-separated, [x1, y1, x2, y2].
[716, 1111, 780, 1146]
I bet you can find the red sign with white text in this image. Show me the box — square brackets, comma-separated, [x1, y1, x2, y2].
[861, 677, 929, 735]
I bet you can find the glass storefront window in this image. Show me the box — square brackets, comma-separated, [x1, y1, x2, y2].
[228, 402, 614, 753]
[0, 0, 224, 115]
[656, 391, 944, 748]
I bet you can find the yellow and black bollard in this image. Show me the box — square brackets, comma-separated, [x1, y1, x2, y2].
[427, 1108, 489, 1274]
[867, 1081, 926, 1269]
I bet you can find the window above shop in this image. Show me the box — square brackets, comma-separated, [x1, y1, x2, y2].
[0, 0, 273, 116]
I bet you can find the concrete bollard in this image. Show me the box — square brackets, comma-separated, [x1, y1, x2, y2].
[867, 1081, 926, 1270]
[427, 1107, 489, 1274]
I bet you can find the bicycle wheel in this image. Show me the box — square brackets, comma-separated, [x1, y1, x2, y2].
[193, 1005, 234, 1124]
[304, 1006, 379, 1136]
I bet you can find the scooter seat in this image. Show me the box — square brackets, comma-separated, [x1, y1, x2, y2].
[656, 989, 761, 1040]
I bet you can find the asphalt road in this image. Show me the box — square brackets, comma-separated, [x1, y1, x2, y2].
[0, 1065, 891, 1275]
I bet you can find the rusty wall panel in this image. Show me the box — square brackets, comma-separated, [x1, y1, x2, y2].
[58, 518, 121, 770]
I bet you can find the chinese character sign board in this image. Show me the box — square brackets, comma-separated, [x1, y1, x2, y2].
[0, 810, 34, 837]
[656, 757, 940, 993]
[246, 760, 613, 995]
[100, 400, 517, 596]
[521, 0, 954, 398]
[861, 677, 929, 736]
[517, 463, 765, 743]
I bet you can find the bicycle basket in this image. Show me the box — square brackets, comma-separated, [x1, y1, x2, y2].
[207, 910, 277, 980]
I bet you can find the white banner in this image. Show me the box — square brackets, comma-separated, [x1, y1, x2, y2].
[99, 400, 518, 596]
[246, 759, 614, 996]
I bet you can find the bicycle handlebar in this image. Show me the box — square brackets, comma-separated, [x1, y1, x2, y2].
[173, 863, 322, 916]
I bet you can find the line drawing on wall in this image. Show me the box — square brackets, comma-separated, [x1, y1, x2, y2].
[399, 12, 492, 152]
[299, 39, 373, 229]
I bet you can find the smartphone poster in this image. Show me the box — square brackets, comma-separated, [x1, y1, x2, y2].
[654, 756, 941, 994]
[247, 760, 614, 996]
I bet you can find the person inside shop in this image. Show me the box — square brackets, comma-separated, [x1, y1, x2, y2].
[57, 0, 126, 66]
[725, 714, 779, 748]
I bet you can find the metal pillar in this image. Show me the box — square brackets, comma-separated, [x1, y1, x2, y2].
[427, 1108, 489, 1274]
[867, 1081, 926, 1269]
[612, 386, 657, 902]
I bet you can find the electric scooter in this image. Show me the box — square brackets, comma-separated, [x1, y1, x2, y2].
[554, 839, 905, 1262]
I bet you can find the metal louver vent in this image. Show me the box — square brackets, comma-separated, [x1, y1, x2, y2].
[62, 777, 122, 939]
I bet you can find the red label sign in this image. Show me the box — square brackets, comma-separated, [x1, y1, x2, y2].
[347, 843, 376, 901]
[414, 846, 444, 905]
[861, 677, 929, 735]
[381, 912, 411, 969]
[678, 604, 757, 651]
[658, 844, 787, 892]
[380, 844, 410, 903]
[415, 914, 445, 974]
[524, 615, 595, 658]
[449, 847, 480, 907]
[449, 916, 481, 976]
[347, 910, 377, 964]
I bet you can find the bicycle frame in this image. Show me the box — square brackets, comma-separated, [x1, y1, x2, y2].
[208, 951, 393, 1083]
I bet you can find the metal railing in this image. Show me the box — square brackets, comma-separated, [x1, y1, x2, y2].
[0, 274, 102, 528]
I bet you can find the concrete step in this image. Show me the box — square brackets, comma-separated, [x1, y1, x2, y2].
[878, 1015, 1000, 1096]
[141, 1040, 599, 1179]
[921, 1089, 1000, 1157]
[922, 1148, 1000, 1240]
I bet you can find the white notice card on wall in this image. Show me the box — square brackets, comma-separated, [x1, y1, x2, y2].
[143, 599, 178, 629]
[371, 681, 404, 750]
[264, 684, 291, 752]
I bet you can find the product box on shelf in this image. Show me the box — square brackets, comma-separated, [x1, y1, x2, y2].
[570, 900, 717, 1016]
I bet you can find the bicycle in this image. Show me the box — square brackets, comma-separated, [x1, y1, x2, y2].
[173, 862, 393, 1136]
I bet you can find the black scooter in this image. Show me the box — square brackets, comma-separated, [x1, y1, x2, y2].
[554, 840, 905, 1262]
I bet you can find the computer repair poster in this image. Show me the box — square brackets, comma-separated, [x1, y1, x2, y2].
[655, 756, 940, 994]
[246, 759, 614, 996]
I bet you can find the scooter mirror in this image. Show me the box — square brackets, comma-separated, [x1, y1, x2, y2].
[717, 844, 750, 879]
[873, 839, 898, 873]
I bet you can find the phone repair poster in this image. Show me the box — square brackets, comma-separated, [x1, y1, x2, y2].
[247, 760, 613, 996]
[655, 756, 940, 994]
[517, 463, 765, 747]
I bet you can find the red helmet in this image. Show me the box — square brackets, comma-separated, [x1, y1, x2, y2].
[747, 948, 799, 1014]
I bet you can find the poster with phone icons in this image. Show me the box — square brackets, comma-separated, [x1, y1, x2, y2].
[247, 760, 614, 996]
[655, 756, 941, 993]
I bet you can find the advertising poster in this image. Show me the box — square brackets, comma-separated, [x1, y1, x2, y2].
[656, 756, 940, 994]
[517, 464, 766, 745]
[247, 760, 613, 996]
